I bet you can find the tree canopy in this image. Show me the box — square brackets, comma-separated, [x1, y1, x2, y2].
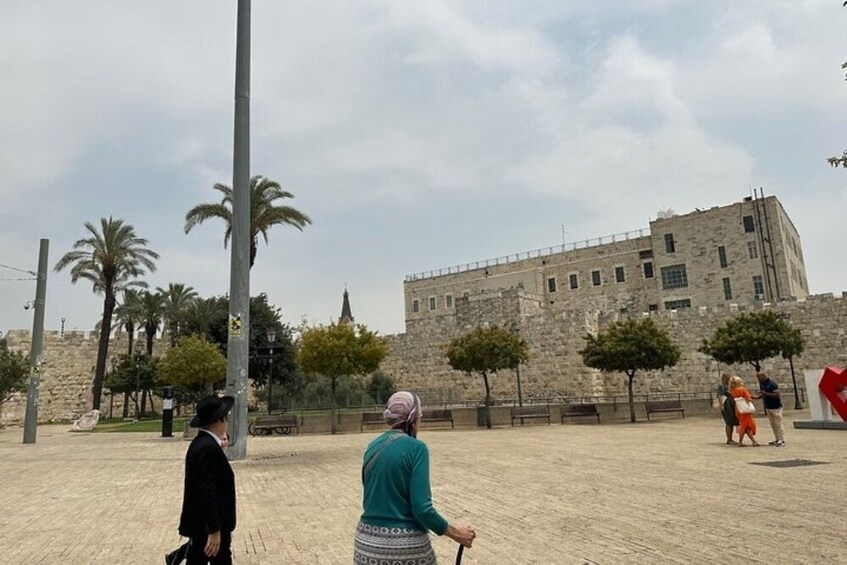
[157, 335, 226, 392]
[699, 309, 805, 372]
[297, 322, 387, 433]
[184, 175, 312, 268]
[0, 347, 30, 404]
[445, 325, 529, 428]
[580, 318, 680, 422]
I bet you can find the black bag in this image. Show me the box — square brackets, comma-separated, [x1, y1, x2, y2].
[165, 541, 190, 565]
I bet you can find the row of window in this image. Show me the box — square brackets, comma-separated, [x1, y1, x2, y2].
[411, 293, 454, 313]
[547, 263, 654, 292]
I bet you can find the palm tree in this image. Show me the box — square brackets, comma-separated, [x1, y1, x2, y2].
[181, 297, 228, 341]
[184, 175, 311, 268]
[157, 283, 198, 346]
[55, 218, 158, 410]
[112, 289, 144, 356]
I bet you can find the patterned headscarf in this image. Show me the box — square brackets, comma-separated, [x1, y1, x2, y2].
[383, 391, 421, 429]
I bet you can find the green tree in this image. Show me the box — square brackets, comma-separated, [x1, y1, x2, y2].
[297, 322, 388, 433]
[112, 289, 144, 356]
[157, 283, 198, 346]
[158, 335, 226, 393]
[445, 325, 529, 429]
[580, 318, 680, 423]
[367, 371, 396, 405]
[699, 310, 805, 372]
[180, 296, 229, 342]
[184, 175, 312, 268]
[55, 218, 158, 410]
[104, 354, 157, 418]
[0, 348, 30, 405]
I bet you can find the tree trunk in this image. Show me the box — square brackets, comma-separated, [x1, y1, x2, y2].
[140, 388, 148, 417]
[126, 322, 134, 356]
[250, 238, 257, 269]
[169, 321, 178, 347]
[482, 371, 492, 429]
[92, 288, 117, 410]
[752, 361, 761, 372]
[146, 330, 154, 357]
[627, 371, 636, 423]
[330, 376, 338, 434]
[122, 392, 129, 418]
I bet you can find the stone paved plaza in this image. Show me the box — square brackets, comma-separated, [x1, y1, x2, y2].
[0, 412, 844, 564]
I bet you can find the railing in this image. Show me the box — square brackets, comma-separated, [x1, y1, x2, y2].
[405, 228, 649, 282]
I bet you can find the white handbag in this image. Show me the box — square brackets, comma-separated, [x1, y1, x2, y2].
[735, 397, 756, 414]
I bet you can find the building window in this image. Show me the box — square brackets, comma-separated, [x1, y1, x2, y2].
[429, 296, 437, 311]
[639, 250, 654, 259]
[718, 246, 728, 268]
[591, 270, 601, 286]
[747, 241, 758, 259]
[753, 276, 765, 299]
[615, 266, 625, 283]
[660, 264, 689, 290]
[664, 233, 676, 253]
[743, 215, 755, 233]
[412, 299, 420, 313]
[547, 277, 557, 293]
[445, 294, 453, 308]
[569, 273, 579, 290]
[722, 277, 732, 300]
[643, 261, 654, 279]
[664, 299, 691, 310]
[648, 304, 659, 312]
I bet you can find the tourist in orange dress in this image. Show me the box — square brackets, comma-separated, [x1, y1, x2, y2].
[729, 376, 759, 447]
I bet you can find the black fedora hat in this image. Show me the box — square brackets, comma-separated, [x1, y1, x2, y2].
[190, 395, 235, 428]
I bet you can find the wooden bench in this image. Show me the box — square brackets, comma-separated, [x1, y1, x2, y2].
[361, 412, 386, 432]
[646, 400, 685, 420]
[248, 414, 299, 436]
[510, 405, 551, 426]
[421, 409, 454, 429]
[560, 404, 600, 423]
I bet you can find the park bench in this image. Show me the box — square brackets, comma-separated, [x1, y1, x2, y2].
[560, 404, 600, 424]
[646, 400, 685, 421]
[248, 414, 299, 436]
[510, 405, 551, 426]
[361, 412, 386, 432]
[420, 409, 454, 429]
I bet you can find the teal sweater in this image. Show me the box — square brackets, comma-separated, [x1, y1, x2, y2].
[360, 431, 448, 535]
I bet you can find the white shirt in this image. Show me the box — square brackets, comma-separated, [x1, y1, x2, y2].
[200, 428, 224, 447]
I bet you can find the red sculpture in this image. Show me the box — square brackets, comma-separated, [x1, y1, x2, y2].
[818, 366, 847, 421]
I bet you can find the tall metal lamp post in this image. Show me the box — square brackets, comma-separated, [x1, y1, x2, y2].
[266, 329, 277, 415]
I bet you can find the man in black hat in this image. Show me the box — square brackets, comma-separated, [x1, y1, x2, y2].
[172, 395, 236, 564]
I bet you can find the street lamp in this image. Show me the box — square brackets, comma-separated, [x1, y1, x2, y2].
[266, 329, 277, 415]
[61, 317, 65, 338]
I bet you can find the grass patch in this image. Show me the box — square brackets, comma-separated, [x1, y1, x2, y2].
[93, 418, 187, 433]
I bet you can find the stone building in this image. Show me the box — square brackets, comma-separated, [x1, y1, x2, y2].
[380, 195, 843, 404]
[403, 194, 807, 323]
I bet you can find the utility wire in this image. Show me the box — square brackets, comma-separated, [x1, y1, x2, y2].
[0, 262, 37, 276]
[0, 277, 38, 281]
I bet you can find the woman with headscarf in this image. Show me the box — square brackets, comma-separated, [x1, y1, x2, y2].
[354, 391, 476, 564]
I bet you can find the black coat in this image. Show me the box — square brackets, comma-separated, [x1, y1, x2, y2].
[178, 430, 236, 538]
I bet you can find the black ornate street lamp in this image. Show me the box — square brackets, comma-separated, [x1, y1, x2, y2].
[266, 329, 277, 415]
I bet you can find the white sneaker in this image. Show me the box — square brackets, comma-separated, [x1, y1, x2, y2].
[775, 440, 785, 447]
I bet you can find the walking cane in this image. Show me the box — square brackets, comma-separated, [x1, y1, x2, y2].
[455, 544, 464, 565]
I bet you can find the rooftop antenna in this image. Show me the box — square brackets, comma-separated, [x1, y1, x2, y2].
[561, 225, 570, 248]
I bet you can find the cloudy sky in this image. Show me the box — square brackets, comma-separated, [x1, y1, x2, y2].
[1, 1, 845, 338]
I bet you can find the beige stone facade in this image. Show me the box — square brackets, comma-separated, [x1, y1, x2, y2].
[384, 195, 839, 403]
[0, 330, 167, 426]
[404, 195, 807, 322]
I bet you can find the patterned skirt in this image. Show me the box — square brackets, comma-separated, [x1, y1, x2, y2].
[353, 521, 437, 565]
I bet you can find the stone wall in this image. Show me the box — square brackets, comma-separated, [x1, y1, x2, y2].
[1, 330, 168, 426]
[381, 288, 847, 404]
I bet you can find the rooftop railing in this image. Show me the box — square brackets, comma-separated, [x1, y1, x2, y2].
[405, 227, 648, 282]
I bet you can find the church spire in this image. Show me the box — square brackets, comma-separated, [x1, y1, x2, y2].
[340, 286, 354, 324]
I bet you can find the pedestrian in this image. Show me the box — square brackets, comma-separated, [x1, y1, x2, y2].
[354, 391, 476, 564]
[174, 395, 237, 564]
[754, 372, 785, 447]
[716, 372, 738, 445]
[729, 376, 760, 447]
